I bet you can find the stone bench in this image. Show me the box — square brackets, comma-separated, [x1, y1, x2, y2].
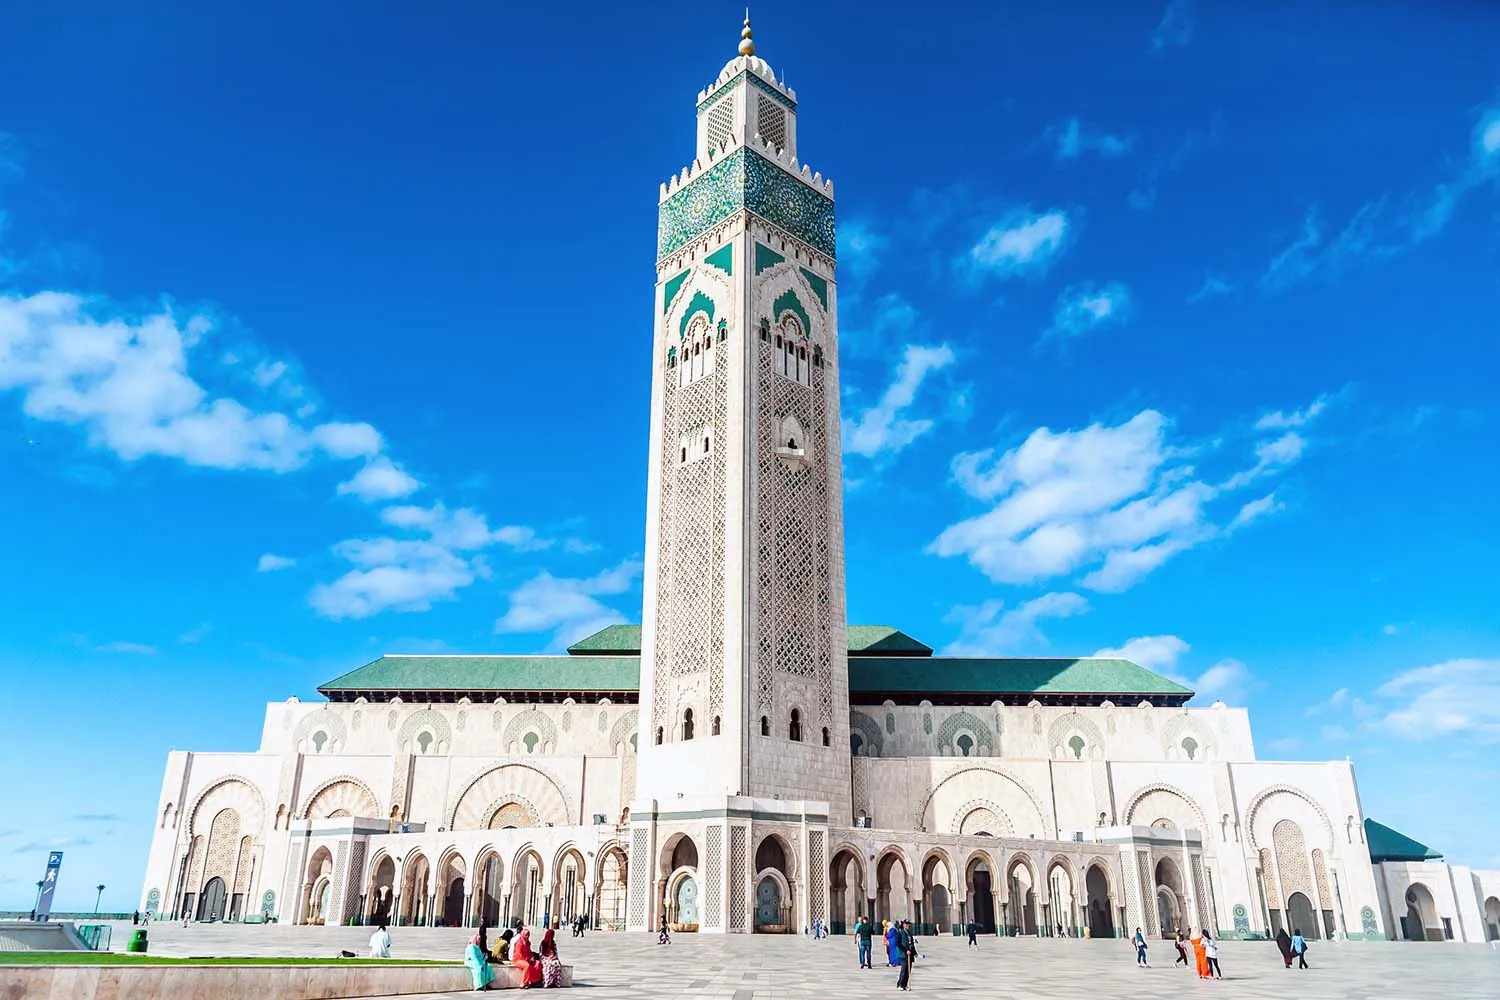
[0, 961, 574, 998]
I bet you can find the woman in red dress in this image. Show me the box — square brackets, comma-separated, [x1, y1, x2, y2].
[510, 925, 543, 988]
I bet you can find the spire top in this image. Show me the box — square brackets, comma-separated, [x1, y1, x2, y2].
[738, 10, 756, 56]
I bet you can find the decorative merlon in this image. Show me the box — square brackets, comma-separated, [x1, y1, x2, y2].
[660, 135, 833, 203]
[696, 55, 798, 109]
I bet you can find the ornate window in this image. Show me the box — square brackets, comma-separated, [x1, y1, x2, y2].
[682, 708, 695, 741]
[523, 732, 539, 754]
[760, 716, 770, 737]
[654, 727, 664, 746]
[311, 730, 328, 753]
[789, 709, 803, 743]
[812, 345, 824, 368]
[1067, 735, 1085, 759]
[821, 726, 830, 747]
[759, 317, 770, 342]
[711, 715, 721, 736]
[1181, 737, 1198, 761]
[956, 733, 974, 757]
[667, 346, 677, 369]
[774, 315, 810, 385]
[679, 315, 715, 388]
[417, 731, 434, 755]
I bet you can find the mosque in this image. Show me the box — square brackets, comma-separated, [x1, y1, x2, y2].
[139, 21, 1500, 945]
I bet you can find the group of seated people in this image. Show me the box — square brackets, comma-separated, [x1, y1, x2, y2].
[465, 919, 565, 990]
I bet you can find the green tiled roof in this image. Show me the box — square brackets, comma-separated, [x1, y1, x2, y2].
[319, 655, 641, 696]
[845, 626, 933, 657]
[1365, 818, 1443, 863]
[566, 625, 644, 655]
[848, 657, 1192, 699]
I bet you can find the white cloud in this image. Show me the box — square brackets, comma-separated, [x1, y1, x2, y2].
[94, 640, 157, 655]
[495, 560, 643, 649]
[311, 504, 539, 620]
[337, 456, 421, 502]
[1227, 492, 1283, 533]
[1094, 634, 1251, 703]
[1187, 274, 1232, 303]
[311, 422, 383, 459]
[1152, 0, 1195, 50]
[1306, 687, 1349, 716]
[257, 553, 296, 572]
[1373, 658, 1500, 743]
[1048, 282, 1132, 339]
[837, 218, 888, 284]
[933, 398, 1326, 592]
[178, 623, 212, 643]
[0, 292, 381, 472]
[844, 344, 955, 459]
[1094, 634, 1190, 675]
[251, 359, 287, 388]
[1383, 623, 1399, 636]
[933, 411, 1211, 590]
[965, 209, 1071, 279]
[943, 592, 1090, 656]
[1054, 119, 1134, 160]
[1255, 395, 1329, 430]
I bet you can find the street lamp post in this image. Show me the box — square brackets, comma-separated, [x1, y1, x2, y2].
[95, 884, 106, 914]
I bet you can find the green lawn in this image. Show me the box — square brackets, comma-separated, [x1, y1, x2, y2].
[0, 952, 460, 966]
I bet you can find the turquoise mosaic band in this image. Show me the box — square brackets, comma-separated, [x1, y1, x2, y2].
[657, 147, 836, 261]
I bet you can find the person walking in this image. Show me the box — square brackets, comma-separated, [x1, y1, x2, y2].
[1173, 929, 1190, 966]
[1133, 927, 1149, 967]
[896, 919, 918, 991]
[1274, 927, 1293, 968]
[1190, 929, 1210, 979]
[1291, 928, 1309, 969]
[658, 914, 671, 945]
[967, 920, 978, 948]
[1204, 931, 1222, 979]
[856, 915, 874, 968]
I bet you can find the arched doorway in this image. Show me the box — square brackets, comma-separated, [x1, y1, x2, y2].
[754, 836, 793, 933]
[659, 835, 699, 932]
[1403, 883, 1439, 941]
[512, 850, 545, 927]
[876, 851, 910, 923]
[439, 854, 466, 927]
[368, 855, 396, 925]
[1046, 862, 1074, 937]
[198, 877, 227, 922]
[1007, 859, 1037, 936]
[1153, 858, 1185, 938]
[1483, 896, 1500, 942]
[1085, 865, 1114, 938]
[829, 848, 864, 934]
[594, 848, 627, 931]
[1286, 891, 1318, 941]
[965, 855, 996, 934]
[553, 847, 587, 925]
[400, 853, 430, 927]
[473, 853, 504, 928]
[304, 847, 334, 925]
[921, 854, 953, 934]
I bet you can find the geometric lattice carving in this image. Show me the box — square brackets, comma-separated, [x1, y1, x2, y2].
[808, 829, 827, 924]
[729, 826, 749, 930]
[449, 764, 570, 830]
[629, 828, 651, 930]
[188, 777, 266, 838]
[707, 95, 734, 151]
[503, 708, 558, 753]
[936, 712, 993, 755]
[754, 328, 835, 722]
[233, 836, 254, 894]
[1311, 848, 1332, 913]
[301, 778, 380, 820]
[850, 712, 883, 756]
[1272, 819, 1312, 899]
[703, 825, 723, 929]
[756, 95, 786, 150]
[651, 311, 729, 734]
[396, 709, 452, 755]
[293, 708, 348, 753]
[203, 809, 241, 887]
[609, 710, 639, 754]
[1047, 713, 1105, 760]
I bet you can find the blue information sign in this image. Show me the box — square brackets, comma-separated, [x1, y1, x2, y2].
[36, 852, 63, 921]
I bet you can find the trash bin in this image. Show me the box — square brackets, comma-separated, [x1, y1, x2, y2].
[127, 929, 148, 953]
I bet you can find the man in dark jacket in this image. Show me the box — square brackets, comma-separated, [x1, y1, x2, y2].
[855, 915, 873, 968]
[895, 920, 917, 991]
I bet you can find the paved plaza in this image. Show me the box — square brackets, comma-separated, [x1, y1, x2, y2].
[82, 922, 1500, 998]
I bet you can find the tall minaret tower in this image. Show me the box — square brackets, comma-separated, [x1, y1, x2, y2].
[632, 17, 849, 915]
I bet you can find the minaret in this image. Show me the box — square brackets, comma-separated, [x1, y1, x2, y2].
[636, 19, 849, 816]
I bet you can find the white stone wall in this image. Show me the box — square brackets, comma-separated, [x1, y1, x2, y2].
[1374, 860, 1500, 943]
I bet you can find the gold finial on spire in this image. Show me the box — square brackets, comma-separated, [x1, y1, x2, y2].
[738, 9, 756, 56]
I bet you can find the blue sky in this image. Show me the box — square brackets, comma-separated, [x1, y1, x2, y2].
[1, 1, 1497, 910]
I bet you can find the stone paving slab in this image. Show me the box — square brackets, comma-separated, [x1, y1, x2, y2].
[89, 922, 1500, 998]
